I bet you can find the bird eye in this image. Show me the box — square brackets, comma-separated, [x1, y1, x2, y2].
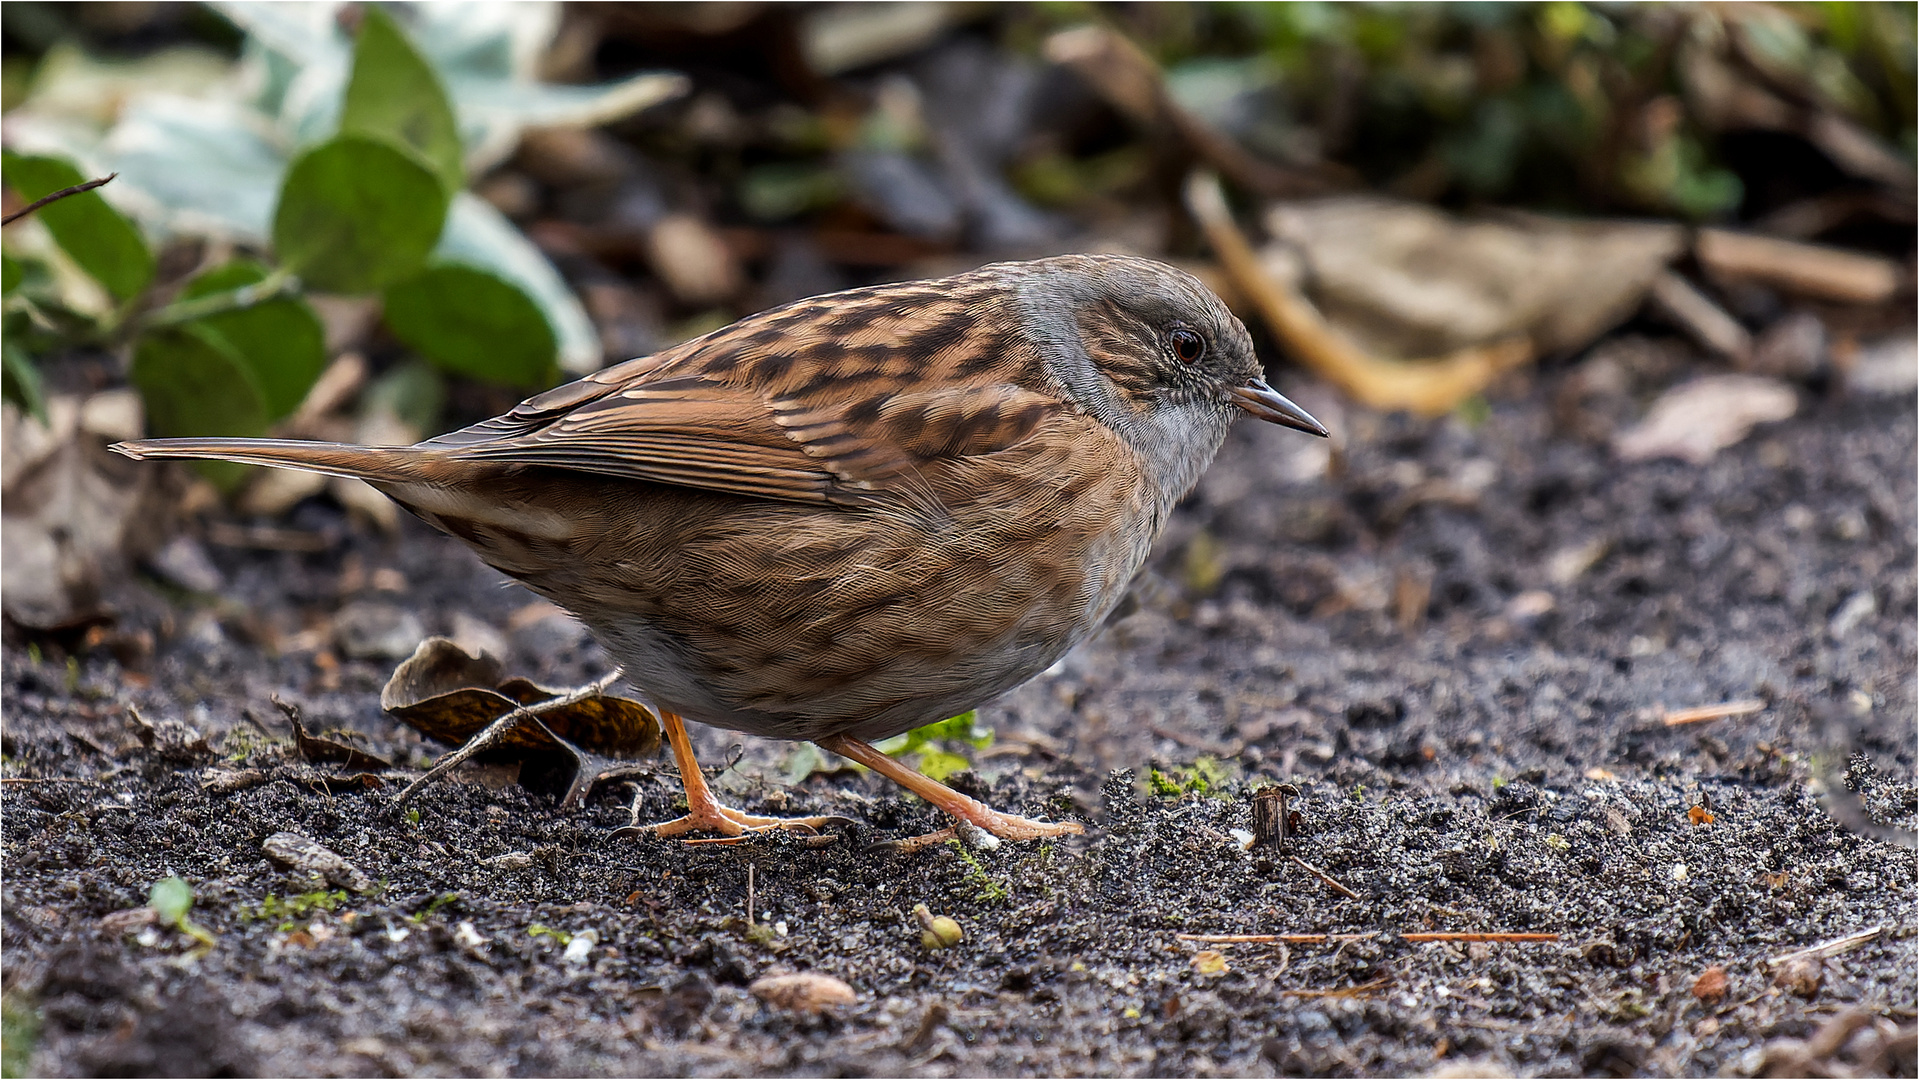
[1169, 327, 1206, 365]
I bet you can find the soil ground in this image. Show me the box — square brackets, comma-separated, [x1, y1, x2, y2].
[3, 342, 1915, 1078]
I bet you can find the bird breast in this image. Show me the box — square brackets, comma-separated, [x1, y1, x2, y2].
[478, 415, 1165, 744]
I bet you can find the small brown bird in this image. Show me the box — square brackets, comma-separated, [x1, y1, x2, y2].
[114, 254, 1325, 842]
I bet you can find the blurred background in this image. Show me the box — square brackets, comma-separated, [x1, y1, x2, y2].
[1, 0, 1913, 667]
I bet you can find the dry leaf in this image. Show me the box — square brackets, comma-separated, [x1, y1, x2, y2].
[1192, 950, 1230, 975]
[381, 637, 660, 758]
[1692, 965, 1729, 1003]
[1614, 375, 1797, 464]
[1, 393, 163, 627]
[1264, 197, 1684, 359]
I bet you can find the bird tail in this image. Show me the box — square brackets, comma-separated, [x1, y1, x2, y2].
[110, 438, 444, 485]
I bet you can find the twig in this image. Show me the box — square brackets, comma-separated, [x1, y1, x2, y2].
[747, 863, 756, 928]
[1647, 271, 1753, 363]
[1184, 171, 1534, 416]
[1177, 933, 1354, 945]
[0, 777, 100, 784]
[1661, 699, 1766, 727]
[1282, 976, 1394, 999]
[1695, 228, 1900, 305]
[1766, 926, 1885, 969]
[2, 173, 116, 226]
[1401, 932, 1560, 943]
[1043, 26, 1340, 199]
[1292, 855, 1360, 899]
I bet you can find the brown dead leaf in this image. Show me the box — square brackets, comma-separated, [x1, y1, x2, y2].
[1263, 197, 1684, 359]
[277, 699, 391, 771]
[1613, 375, 1798, 464]
[1692, 965, 1729, 1003]
[380, 637, 660, 758]
[1, 392, 164, 627]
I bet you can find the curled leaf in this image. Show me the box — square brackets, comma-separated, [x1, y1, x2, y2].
[380, 637, 659, 758]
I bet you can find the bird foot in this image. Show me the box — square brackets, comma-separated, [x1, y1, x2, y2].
[633, 803, 850, 839]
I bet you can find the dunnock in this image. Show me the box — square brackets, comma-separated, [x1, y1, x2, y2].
[114, 254, 1325, 842]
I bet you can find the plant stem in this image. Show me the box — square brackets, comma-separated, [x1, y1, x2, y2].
[137, 266, 301, 333]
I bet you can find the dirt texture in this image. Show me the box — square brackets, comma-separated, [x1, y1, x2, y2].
[3, 349, 1915, 1078]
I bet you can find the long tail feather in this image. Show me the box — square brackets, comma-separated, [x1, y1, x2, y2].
[110, 438, 437, 485]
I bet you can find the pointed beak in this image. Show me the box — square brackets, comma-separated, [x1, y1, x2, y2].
[1231, 378, 1329, 437]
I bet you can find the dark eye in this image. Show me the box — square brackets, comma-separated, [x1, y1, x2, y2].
[1169, 327, 1206, 365]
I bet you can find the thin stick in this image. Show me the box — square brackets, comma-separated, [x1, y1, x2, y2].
[0, 777, 100, 784]
[1282, 976, 1394, 999]
[1661, 699, 1766, 726]
[1177, 933, 1339, 945]
[2, 174, 116, 226]
[1293, 855, 1360, 899]
[747, 864, 756, 928]
[1767, 926, 1884, 969]
[1401, 932, 1560, 943]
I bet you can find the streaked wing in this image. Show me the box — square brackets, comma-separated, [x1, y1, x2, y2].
[417, 276, 1064, 507]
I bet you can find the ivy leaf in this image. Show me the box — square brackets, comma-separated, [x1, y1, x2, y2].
[1, 152, 154, 301]
[272, 134, 447, 294]
[340, 6, 464, 194]
[178, 259, 327, 419]
[382, 263, 556, 387]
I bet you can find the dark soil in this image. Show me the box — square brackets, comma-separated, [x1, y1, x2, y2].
[4, 348, 1915, 1078]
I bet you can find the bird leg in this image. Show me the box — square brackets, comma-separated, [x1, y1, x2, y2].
[814, 733, 1084, 841]
[634, 711, 851, 838]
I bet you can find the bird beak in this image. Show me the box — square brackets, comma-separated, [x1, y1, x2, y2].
[1231, 379, 1329, 437]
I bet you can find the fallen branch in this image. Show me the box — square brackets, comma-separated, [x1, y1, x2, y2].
[1185, 171, 1533, 416]
[2, 173, 117, 226]
[1661, 699, 1766, 727]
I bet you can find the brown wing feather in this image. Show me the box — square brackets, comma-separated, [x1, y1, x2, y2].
[417, 276, 1066, 507]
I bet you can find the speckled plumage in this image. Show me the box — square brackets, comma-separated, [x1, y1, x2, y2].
[115, 253, 1326, 841]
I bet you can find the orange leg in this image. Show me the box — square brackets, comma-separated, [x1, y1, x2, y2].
[638, 711, 849, 838]
[815, 733, 1084, 842]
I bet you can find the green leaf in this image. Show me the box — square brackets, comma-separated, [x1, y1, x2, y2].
[2, 341, 47, 423]
[1, 152, 154, 301]
[341, 6, 464, 193]
[382, 263, 555, 386]
[436, 194, 600, 374]
[149, 876, 194, 926]
[272, 135, 448, 294]
[179, 259, 326, 419]
[1, 253, 21, 296]
[130, 323, 271, 490]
